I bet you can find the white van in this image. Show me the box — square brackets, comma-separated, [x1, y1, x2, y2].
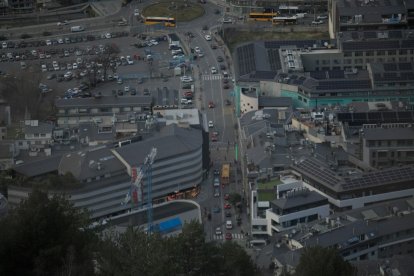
[20, 61, 27, 69]
[226, 220, 233, 230]
[71, 26, 85, 32]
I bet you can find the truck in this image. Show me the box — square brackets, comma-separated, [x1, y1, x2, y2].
[70, 26, 84, 32]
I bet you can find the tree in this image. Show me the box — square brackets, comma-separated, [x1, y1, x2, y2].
[96, 221, 260, 276]
[0, 189, 96, 276]
[86, 43, 119, 87]
[0, 68, 45, 119]
[295, 246, 357, 276]
[229, 192, 242, 206]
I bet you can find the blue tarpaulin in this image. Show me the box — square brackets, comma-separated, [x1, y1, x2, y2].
[157, 217, 182, 233]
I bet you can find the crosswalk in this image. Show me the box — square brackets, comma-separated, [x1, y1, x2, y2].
[213, 233, 244, 240]
[203, 74, 223, 81]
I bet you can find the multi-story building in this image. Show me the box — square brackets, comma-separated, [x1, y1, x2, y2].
[329, 0, 409, 38]
[234, 32, 414, 109]
[360, 124, 414, 168]
[292, 157, 414, 210]
[55, 96, 152, 127]
[266, 189, 330, 234]
[296, 198, 414, 262]
[9, 124, 204, 219]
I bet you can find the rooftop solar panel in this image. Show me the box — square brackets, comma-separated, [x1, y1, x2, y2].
[382, 112, 397, 121]
[310, 71, 327, 80]
[353, 113, 367, 120]
[388, 30, 402, 39]
[363, 32, 377, 39]
[351, 32, 359, 40]
[367, 112, 382, 121]
[328, 70, 345, 79]
[399, 63, 412, 70]
[343, 40, 399, 51]
[383, 63, 398, 71]
[401, 40, 414, 48]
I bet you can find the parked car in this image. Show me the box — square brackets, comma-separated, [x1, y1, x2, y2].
[225, 233, 232, 240]
[204, 35, 212, 41]
[217, 56, 224, 62]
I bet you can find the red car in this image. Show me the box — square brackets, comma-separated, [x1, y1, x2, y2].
[208, 101, 215, 108]
[211, 133, 218, 142]
[224, 203, 231, 209]
[224, 193, 230, 200]
[225, 233, 232, 240]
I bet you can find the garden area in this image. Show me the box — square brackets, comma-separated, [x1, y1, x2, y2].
[142, 0, 204, 22]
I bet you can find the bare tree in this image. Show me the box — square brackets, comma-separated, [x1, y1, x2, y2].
[0, 67, 45, 120]
[85, 43, 119, 88]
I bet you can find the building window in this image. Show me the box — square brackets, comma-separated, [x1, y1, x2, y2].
[388, 50, 396, 55]
[377, 51, 385, 56]
[355, 52, 363, 56]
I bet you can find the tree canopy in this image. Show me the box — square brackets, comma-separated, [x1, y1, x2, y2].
[96, 221, 259, 276]
[295, 246, 357, 276]
[0, 189, 96, 276]
[0, 190, 259, 276]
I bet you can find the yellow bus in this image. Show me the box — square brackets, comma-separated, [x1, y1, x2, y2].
[249, 12, 278, 22]
[144, 16, 176, 27]
[272, 16, 297, 25]
[221, 164, 230, 185]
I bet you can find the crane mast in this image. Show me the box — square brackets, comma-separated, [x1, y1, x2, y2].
[122, 147, 157, 234]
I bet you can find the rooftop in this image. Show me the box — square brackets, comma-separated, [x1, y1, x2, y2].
[292, 157, 414, 192]
[23, 120, 54, 135]
[14, 154, 62, 177]
[55, 95, 152, 108]
[362, 126, 414, 140]
[271, 190, 327, 210]
[112, 124, 202, 166]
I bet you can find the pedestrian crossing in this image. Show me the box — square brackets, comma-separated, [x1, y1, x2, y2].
[203, 74, 223, 81]
[213, 233, 244, 240]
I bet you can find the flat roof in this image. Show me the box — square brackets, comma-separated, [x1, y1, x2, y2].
[55, 96, 152, 108]
[362, 126, 414, 140]
[292, 157, 414, 192]
[271, 190, 327, 210]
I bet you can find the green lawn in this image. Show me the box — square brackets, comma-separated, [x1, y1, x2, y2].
[142, 0, 204, 22]
[257, 190, 276, 202]
[258, 179, 282, 190]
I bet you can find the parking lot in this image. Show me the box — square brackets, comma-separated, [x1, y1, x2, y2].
[0, 31, 196, 108]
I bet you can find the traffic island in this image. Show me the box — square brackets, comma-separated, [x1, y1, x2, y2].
[142, 0, 205, 22]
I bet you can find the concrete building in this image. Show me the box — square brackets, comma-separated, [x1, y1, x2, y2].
[233, 32, 414, 109]
[360, 124, 414, 168]
[292, 157, 414, 210]
[8, 124, 205, 219]
[55, 96, 152, 127]
[266, 189, 330, 234]
[329, 0, 409, 38]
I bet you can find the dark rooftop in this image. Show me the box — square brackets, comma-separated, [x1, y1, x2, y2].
[271, 190, 327, 210]
[362, 126, 414, 140]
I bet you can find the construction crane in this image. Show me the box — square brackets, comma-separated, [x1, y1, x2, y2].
[122, 147, 157, 234]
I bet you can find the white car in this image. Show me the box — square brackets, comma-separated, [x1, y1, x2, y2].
[134, 9, 140, 16]
[204, 35, 212, 41]
[57, 38, 64, 44]
[46, 40, 52, 46]
[150, 39, 159, 45]
[73, 63, 78, 70]
[317, 15, 328, 20]
[312, 20, 324, 25]
[173, 54, 185, 59]
[211, 67, 217, 74]
[194, 46, 201, 53]
[208, 121, 214, 128]
[2, 42, 7, 49]
[180, 76, 193, 83]
[126, 56, 134, 65]
[124, 86, 130, 92]
[215, 227, 222, 235]
[198, 52, 204, 57]
[105, 33, 111, 39]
